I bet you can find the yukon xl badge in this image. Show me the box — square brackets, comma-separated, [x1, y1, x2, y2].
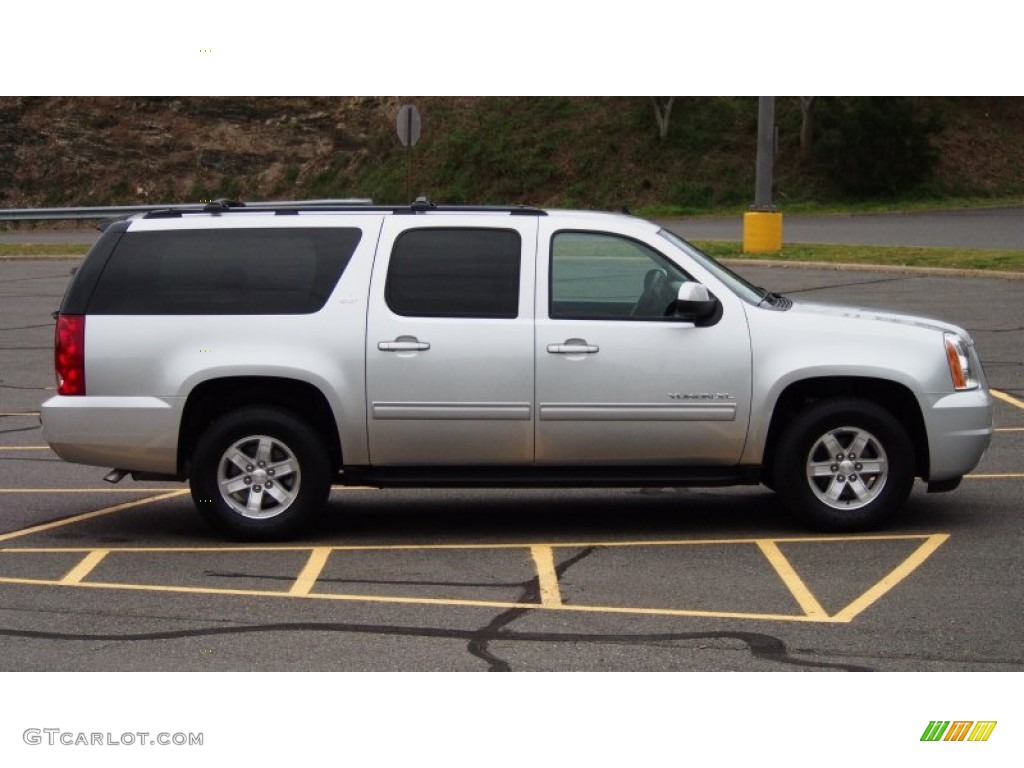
[669, 393, 733, 400]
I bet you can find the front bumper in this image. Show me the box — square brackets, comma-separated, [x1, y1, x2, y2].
[922, 388, 993, 482]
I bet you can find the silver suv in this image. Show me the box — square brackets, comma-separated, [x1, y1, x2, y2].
[42, 200, 993, 539]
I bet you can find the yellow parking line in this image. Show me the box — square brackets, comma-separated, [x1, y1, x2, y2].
[60, 549, 109, 584]
[831, 533, 949, 622]
[541, 602, 833, 622]
[0, 575, 530, 611]
[965, 473, 1024, 479]
[991, 389, 1024, 410]
[0, 533, 944, 555]
[0, 412, 40, 417]
[0, 490, 188, 543]
[755, 540, 828, 619]
[0, 574, 834, 622]
[530, 545, 563, 607]
[0, 488, 185, 493]
[0, 487, 374, 493]
[289, 547, 332, 596]
[0, 533, 951, 624]
[0, 446, 50, 451]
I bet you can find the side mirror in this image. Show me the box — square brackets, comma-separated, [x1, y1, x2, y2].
[673, 282, 718, 320]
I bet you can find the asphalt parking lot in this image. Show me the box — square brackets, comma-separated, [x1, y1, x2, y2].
[1, 258, 1021, 671]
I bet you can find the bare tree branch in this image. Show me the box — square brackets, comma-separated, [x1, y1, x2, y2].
[651, 97, 676, 141]
[799, 97, 817, 160]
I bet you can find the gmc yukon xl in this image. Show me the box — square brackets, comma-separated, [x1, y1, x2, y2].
[41, 200, 993, 538]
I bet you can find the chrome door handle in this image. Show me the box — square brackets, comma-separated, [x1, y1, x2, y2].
[547, 341, 599, 354]
[378, 338, 431, 352]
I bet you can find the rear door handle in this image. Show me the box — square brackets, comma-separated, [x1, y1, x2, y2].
[378, 337, 431, 352]
[547, 341, 599, 354]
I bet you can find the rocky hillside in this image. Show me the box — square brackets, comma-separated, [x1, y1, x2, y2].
[0, 96, 398, 207]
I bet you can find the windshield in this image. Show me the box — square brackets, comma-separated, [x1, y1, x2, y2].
[657, 228, 765, 306]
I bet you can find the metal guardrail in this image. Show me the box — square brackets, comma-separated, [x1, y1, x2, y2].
[0, 199, 374, 222]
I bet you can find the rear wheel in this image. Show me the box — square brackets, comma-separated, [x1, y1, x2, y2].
[190, 408, 331, 540]
[772, 398, 914, 531]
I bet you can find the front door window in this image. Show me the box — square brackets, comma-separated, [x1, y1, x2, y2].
[550, 231, 691, 321]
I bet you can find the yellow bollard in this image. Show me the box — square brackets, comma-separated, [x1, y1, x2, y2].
[742, 211, 783, 253]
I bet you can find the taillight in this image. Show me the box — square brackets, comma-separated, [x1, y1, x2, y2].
[55, 314, 86, 395]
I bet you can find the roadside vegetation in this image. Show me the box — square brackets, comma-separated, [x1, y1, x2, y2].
[2, 97, 1023, 212]
[1, 97, 1021, 272]
[331, 97, 1024, 212]
[0, 243, 89, 258]
[693, 242, 1024, 273]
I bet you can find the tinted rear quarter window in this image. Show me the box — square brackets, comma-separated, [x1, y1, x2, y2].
[386, 228, 521, 318]
[87, 227, 362, 314]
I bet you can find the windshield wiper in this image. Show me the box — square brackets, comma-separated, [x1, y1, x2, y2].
[757, 291, 791, 309]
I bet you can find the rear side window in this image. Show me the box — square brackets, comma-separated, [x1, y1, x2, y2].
[386, 228, 521, 318]
[87, 227, 362, 314]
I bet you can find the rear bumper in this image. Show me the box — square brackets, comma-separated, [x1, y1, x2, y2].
[41, 395, 183, 475]
[922, 389, 993, 482]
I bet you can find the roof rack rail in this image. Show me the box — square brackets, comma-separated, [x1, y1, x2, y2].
[0, 199, 374, 223]
[145, 198, 379, 218]
[141, 200, 548, 218]
[202, 198, 246, 213]
[0, 199, 551, 223]
[397, 197, 546, 216]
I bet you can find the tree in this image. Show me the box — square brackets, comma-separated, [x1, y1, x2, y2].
[813, 97, 941, 197]
[651, 97, 676, 141]
[799, 97, 816, 160]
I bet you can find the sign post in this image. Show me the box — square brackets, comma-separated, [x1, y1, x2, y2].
[396, 104, 422, 202]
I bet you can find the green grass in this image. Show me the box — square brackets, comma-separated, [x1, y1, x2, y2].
[692, 241, 1024, 273]
[0, 243, 90, 257]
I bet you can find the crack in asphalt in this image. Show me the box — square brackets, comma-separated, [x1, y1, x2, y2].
[790, 646, 1024, 668]
[0, 426, 41, 435]
[0, 324, 52, 332]
[0, 621, 873, 671]
[466, 546, 597, 671]
[0, 383, 48, 390]
[780, 275, 921, 294]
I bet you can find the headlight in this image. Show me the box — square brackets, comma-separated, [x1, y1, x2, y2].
[944, 333, 979, 390]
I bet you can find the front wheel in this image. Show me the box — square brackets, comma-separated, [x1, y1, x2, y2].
[190, 408, 331, 540]
[772, 398, 915, 531]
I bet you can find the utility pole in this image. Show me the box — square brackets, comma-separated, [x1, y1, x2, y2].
[743, 96, 783, 253]
[754, 96, 775, 210]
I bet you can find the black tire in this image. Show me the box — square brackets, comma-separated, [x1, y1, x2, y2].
[772, 397, 914, 532]
[189, 407, 331, 540]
